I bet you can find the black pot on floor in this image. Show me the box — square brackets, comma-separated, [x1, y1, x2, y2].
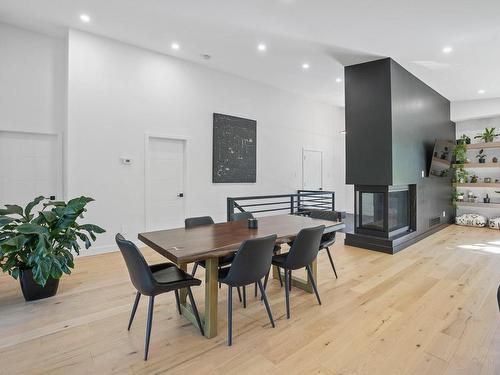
[19, 268, 59, 301]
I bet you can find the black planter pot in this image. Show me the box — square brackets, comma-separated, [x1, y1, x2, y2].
[19, 268, 59, 301]
[479, 159, 486, 164]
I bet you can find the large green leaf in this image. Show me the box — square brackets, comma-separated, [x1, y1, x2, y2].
[16, 223, 49, 236]
[40, 211, 57, 223]
[25, 196, 45, 218]
[79, 224, 106, 234]
[0, 216, 16, 227]
[0, 205, 23, 216]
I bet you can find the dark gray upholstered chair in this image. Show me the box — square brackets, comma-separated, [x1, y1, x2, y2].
[116, 234, 204, 360]
[228, 211, 281, 303]
[218, 234, 278, 345]
[309, 210, 341, 278]
[186, 216, 234, 278]
[269, 225, 325, 319]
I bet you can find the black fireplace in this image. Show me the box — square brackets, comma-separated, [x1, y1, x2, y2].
[355, 185, 416, 238]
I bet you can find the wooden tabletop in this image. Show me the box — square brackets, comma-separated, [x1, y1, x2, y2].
[138, 214, 345, 264]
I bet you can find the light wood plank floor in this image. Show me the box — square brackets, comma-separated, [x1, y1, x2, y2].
[0, 225, 499, 374]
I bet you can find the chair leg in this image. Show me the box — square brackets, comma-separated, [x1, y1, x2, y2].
[174, 290, 181, 315]
[237, 287, 242, 302]
[277, 268, 283, 287]
[242, 285, 247, 308]
[257, 280, 275, 328]
[306, 264, 322, 305]
[227, 286, 233, 346]
[219, 266, 222, 289]
[187, 287, 204, 337]
[263, 269, 270, 290]
[284, 269, 290, 319]
[191, 263, 198, 277]
[254, 282, 258, 298]
[325, 247, 338, 279]
[289, 270, 292, 291]
[144, 296, 155, 361]
[127, 292, 141, 331]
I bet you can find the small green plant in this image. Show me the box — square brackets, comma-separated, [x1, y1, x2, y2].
[456, 134, 471, 145]
[470, 174, 478, 183]
[453, 166, 469, 184]
[0, 196, 105, 286]
[474, 127, 500, 143]
[453, 138, 468, 164]
[476, 149, 487, 163]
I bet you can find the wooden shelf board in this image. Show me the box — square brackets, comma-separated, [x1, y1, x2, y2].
[454, 183, 500, 188]
[456, 202, 500, 209]
[453, 163, 500, 168]
[466, 141, 500, 149]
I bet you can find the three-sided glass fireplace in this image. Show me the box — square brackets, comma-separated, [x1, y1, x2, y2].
[355, 185, 415, 238]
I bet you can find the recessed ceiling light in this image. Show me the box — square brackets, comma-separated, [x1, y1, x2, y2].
[302, 63, 310, 70]
[442, 46, 453, 54]
[257, 43, 267, 52]
[478, 89, 486, 94]
[171, 42, 180, 50]
[80, 14, 91, 23]
[336, 77, 343, 83]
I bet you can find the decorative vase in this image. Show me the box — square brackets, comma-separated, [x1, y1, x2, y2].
[493, 157, 498, 163]
[19, 268, 59, 301]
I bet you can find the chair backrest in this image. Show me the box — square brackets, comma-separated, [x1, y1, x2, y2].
[222, 234, 277, 286]
[284, 225, 325, 269]
[115, 234, 156, 295]
[185, 216, 214, 228]
[230, 211, 254, 222]
[309, 210, 338, 242]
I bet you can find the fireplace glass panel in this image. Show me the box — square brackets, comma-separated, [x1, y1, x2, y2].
[360, 192, 385, 231]
[388, 190, 409, 231]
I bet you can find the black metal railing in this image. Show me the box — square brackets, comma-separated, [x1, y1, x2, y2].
[226, 190, 335, 221]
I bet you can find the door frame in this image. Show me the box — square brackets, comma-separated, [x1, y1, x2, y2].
[302, 148, 323, 190]
[144, 133, 189, 231]
[0, 129, 64, 201]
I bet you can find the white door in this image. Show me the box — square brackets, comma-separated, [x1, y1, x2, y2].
[303, 149, 323, 190]
[146, 137, 186, 231]
[0, 131, 60, 207]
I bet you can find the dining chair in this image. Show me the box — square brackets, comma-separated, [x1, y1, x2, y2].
[309, 210, 341, 278]
[228, 211, 281, 302]
[186, 216, 234, 278]
[268, 225, 325, 319]
[218, 234, 278, 345]
[115, 234, 204, 360]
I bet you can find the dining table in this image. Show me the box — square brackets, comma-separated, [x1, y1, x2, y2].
[138, 214, 345, 338]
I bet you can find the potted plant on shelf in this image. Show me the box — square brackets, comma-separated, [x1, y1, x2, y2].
[456, 134, 471, 145]
[453, 138, 468, 164]
[476, 149, 487, 163]
[474, 127, 500, 143]
[453, 166, 469, 184]
[470, 174, 479, 183]
[0, 196, 105, 301]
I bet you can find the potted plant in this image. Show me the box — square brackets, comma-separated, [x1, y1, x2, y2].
[474, 127, 500, 143]
[470, 174, 478, 183]
[476, 149, 487, 163]
[456, 134, 471, 145]
[0, 196, 105, 301]
[454, 167, 469, 184]
[453, 139, 468, 164]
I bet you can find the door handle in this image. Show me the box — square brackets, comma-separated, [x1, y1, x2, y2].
[177, 193, 184, 198]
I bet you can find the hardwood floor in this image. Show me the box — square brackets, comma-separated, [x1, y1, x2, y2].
[0, 225, 499, 374]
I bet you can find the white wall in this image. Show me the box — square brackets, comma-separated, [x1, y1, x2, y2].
[0, 22, 65, 134]
[451, 98, 500, 122]
[67, 30, 348, 253]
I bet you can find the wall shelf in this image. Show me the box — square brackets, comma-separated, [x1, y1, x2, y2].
[453, 163, 500, 168]
[466, 141, 500, 150]
[454, 183, 500, 188]
[456, 201, 500, 209]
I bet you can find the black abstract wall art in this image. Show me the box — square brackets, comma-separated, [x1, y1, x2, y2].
[212, 113, 256, 183]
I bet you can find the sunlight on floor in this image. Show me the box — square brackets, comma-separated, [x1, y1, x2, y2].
[458, 242, 500, 254]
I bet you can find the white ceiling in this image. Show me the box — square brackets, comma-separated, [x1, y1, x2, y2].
[1, 0, 499, 106]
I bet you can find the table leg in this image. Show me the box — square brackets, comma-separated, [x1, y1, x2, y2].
[204, 258, 219, 338]
[179, 263, 188, 304]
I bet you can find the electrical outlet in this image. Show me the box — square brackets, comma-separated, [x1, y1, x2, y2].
[421, 170, 425, 178]
[442, 211, 446, 217]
